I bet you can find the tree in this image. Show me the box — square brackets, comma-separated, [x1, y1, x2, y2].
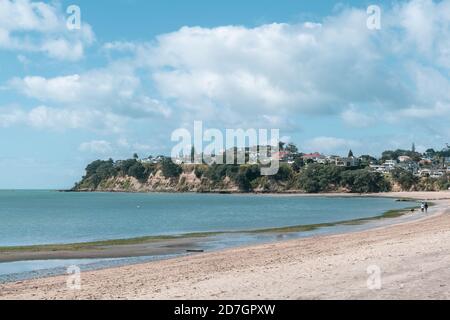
[273, 164, 293, 181]
[117, 159, 139, 175]
[127, 162, 148, 181]
[236, 165, 261, 191]
[85, 159, 113, 177]
[341, 169, 390, 193]
[382, 149, 421, 162]
[161, 158, 182, 178]
[391, 168, 418, 190]
[194, 165, 207, 179]
[298, 164, 344, 193]
[77, 159, 117, 189]
[205, 164, 239, 182]
[292, 154, 304, 172]
[359, 155, 377, 166]
[348, 150, 354, 158]
[133, 153, 139, 160]
[285, 143, 299, 154]
[437, 174, 450, 191]
[381, 150, 396, 161]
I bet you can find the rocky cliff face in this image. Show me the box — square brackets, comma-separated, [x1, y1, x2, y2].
[73, 169, 297, 193]
[75, 170, 239, 193]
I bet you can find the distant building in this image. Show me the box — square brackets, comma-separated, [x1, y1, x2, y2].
[398, 155, 412, 163]
[139, 157, 153, 164]
[316, 158, 329, 164]
[397, 161, 419, 174]
[369, 160, 397, 174]
[384, 160, 397, 167]
[302, 152, 324, 162]
[419, 159, 432, 166]
[335, 156, 360, 167]
[272, 151, 292, 162]
[140, 155, 165, 164]
[415, 165, 449, 177]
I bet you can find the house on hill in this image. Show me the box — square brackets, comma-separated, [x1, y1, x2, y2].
[302, 152, 324, 162]
[335, 156, 360, 167]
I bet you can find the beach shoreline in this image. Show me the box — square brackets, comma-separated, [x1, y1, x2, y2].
[0, 193, 420, 263]
[1, 191, 449, 300]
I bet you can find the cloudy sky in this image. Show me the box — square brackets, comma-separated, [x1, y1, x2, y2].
[1, 0, 450, 189]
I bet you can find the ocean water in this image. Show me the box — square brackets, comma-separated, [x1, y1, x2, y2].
[0, 190, 415, 246]
[0, 191, 416, 282]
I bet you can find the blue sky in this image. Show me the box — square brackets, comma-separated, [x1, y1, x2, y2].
[1, 0, 450, 189]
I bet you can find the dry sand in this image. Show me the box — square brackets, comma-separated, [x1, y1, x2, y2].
[1, 191, 449, 300]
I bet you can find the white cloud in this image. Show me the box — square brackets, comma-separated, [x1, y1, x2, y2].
[17, 54, 30, 65]
[77, 137, 158, 158]
[109, 0, 447, 132]
[79, 140, 112, 154]
[0, 105, 124, 132]
[28, 106, 95, 130]
[390, 102, 450, 120]
[4, 0, 450, 142]
[11, 74, 84, 103]
[304, 136, 360, 154]
[0, 106, 24, 127]
[117, 137, 129, 148]
[144, 20, 382, 120]
[102, 41, 138, 52]
[121, 9, 410, 128]
[132, 142, 154, 153]
[0, 0, 94, 60]
[9, 64, 172, 119]
[387, 0, 450, 67]
[341, 106, 375, 128]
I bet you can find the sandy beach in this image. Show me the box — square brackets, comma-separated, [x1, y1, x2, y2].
[1, 191, 449, 300]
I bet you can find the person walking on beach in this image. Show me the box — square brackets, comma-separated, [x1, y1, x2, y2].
[424, 202, 429, 213]
[421, 202, 425, 213]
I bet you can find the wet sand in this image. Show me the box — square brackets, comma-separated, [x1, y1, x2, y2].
[1, 191, 449, 300]
[0, 238, 204, 263]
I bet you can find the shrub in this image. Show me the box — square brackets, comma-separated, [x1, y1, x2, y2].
[341, 169, 391, 193]
[205, 164, 239, 182]
[298, 164, 344, 193]
[273, 164, 293, 181]
[194, 165, 208, 179]
[235, 165, 261, 191]
[391, 168, 418, 190]
[161, 158, 183, 178]
[127, 162, 148, 181]
[437, 174, 450, 190]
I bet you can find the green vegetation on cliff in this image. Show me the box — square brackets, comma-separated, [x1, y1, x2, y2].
[72, 144, 450, 193]
[72, 158, 392, 193]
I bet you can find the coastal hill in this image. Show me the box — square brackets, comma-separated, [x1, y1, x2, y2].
[72, 145, 450, 193]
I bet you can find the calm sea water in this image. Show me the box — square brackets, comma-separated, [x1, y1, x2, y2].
[0, 191, 418, 282]
[0, 190, 415, 247]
